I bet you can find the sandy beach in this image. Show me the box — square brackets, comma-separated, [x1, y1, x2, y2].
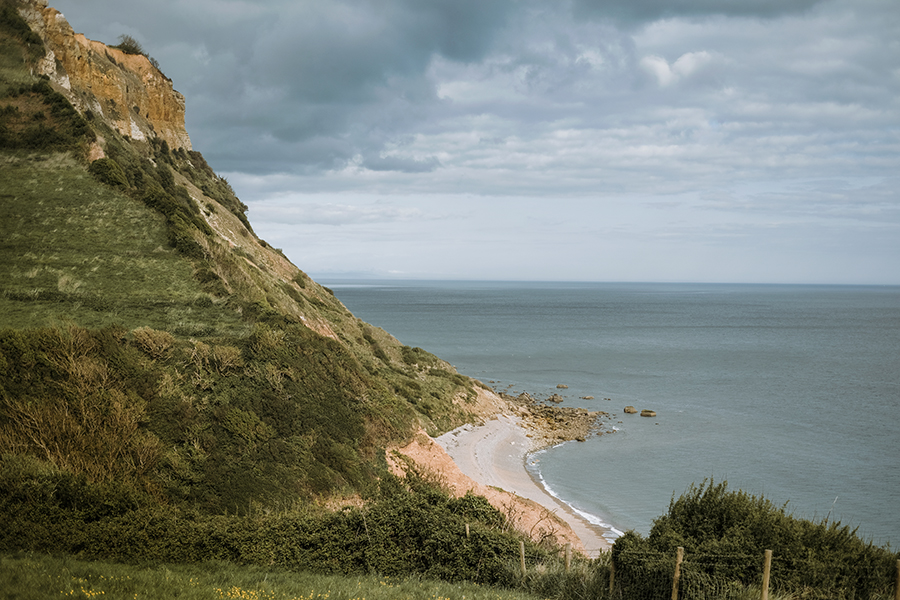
[388, 386, 614, 557]
[435, 413, 614, 557]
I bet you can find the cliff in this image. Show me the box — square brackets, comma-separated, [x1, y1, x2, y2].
[15, 0, 190, 150]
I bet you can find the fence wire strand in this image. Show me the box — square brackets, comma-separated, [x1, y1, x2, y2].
[600, 550, 898, 600]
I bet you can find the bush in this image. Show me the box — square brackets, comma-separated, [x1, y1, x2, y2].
[0, 81, 91, 150]
[88, 157, 129, 188]
[112, 34, 144, 56]
[131, 326, 175, 359]
[612, 480, 898, 598]
[0, 462, 545, 588]
[401, 345, 438, 367]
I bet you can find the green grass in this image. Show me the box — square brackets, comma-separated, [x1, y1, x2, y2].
[0, 152, 249, 337]
[0, 553, 546, 600]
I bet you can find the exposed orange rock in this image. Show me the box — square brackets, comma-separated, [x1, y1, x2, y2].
[17, 0, 191, 150]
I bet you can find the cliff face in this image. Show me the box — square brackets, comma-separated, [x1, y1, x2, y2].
[16, 0, 191, 150]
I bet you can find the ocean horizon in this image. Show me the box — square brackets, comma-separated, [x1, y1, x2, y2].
[322, 279, 900, 548]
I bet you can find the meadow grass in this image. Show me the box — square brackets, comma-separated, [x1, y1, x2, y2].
[0, 553, 546, 600]
[0, 152, 249, 337]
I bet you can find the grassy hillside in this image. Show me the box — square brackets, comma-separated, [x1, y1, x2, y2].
[0, 0, 550, 586]
[0, 0, 483, 507]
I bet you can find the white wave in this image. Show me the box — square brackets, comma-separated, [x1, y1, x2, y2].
[527, 451, 623, 541]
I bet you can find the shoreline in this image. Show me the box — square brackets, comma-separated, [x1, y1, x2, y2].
[389, 385, 617, 558]
[435, 412, 616, 557]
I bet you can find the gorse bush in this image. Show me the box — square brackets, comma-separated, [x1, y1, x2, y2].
[132, 326, 175, 359]
[88, 156, 129, 187]
[0, 325, 162, 485]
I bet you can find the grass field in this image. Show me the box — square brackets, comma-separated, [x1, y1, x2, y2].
[0, 553, 546, 600]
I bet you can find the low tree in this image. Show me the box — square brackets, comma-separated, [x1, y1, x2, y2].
[113, 34, 144, 55]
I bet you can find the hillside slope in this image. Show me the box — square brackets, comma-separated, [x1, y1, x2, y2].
[0, 0, 490, 512]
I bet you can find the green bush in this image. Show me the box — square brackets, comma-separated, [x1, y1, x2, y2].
[401, 345, 439, 367]
[0, 461, 545, 587]
[88, 157, 129, 188]
[612, 480, 898, 598]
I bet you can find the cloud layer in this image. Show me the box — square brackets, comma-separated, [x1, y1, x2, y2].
[51, 0, 900, 282]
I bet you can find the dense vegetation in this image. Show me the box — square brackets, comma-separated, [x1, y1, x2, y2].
[613, 481, 897, 599]
[0, 453, 554, 585]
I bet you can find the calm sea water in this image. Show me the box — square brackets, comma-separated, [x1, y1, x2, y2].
[322, 280, 900, 548]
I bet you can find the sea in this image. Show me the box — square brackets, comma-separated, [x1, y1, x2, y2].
[320, 280, 900, 549]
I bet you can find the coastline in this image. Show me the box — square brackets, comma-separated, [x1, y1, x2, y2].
[389, 386, 616, 558]
[436, 413, 615, 556]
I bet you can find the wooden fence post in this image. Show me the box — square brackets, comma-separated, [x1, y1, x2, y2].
[565, 543, 572, 573]
[894, 558, 900, 600]
[761, 549, 772, 600]
[671, 546, 684, 600]
[520, 541, 527, 577]
[609, 558, 615, 597]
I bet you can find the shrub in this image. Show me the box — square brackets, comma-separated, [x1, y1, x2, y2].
[0, 81, 92, 150]
[113, 34, 144, 56]
[88, 157, 129, 188]
[0, 326, 162, 485]
[401, 345, 438, 367]
[612, 480, 898, 598]
[210, 344, 244, 374]
[131, 326, 175, 359]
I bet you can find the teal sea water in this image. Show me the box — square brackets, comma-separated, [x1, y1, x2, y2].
[322, 281, 900, 548]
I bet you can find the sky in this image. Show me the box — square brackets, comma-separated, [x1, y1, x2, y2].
[50, 0, 900, 284]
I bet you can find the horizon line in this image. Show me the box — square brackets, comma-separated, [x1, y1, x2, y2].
[309, 275, 900, 288]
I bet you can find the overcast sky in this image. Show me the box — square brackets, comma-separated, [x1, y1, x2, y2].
[51, 0, 900, 283]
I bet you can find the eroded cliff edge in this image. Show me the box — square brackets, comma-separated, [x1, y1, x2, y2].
[16, 0, 190, 150]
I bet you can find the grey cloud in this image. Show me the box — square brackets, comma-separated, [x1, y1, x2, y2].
[362, 154, 441, 173]
[570, 0, 825, 24]
[45, 0, 900, 284]
[52, 0, 517, 170]
[251, 201, 424, 226]
[697, 178, 900, 222]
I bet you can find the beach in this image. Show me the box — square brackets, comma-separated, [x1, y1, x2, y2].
[389, 387, 614, 557]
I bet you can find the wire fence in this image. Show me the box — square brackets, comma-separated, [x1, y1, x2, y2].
[514, 543, 899, 600]
[599, 549, 900, 600]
